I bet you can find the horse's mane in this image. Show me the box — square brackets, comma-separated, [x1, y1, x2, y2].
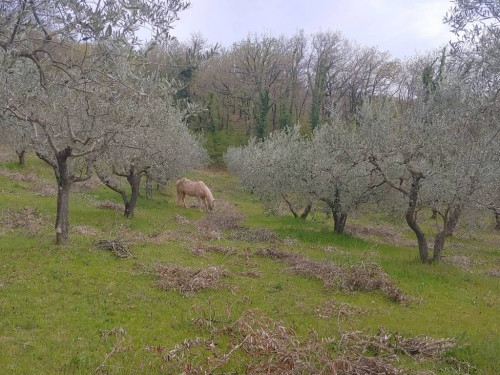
[203, 183, 214, 202]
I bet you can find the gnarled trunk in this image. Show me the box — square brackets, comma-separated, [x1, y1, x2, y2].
[300, 202, 313, 220]
[405, 175, 430, 263]
[432, 206, 461, 262]
[323, 190, 348, 234]
[333, 211, 348, 234]
[124, 173, 141, 218]
[55, 179, 70, 244]
[16, 150, 26, 168]
[54, 147, 72, 244]
[282, 195, 312, 220]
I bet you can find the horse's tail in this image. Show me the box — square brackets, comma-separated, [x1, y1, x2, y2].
[176, 178, 186, 197]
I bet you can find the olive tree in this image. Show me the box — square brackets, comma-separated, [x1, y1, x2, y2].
[225, 117, 383, 232]
[360, 75, 499, 263]
[225, 126, 313, 218]
[1, 58, 117, 243]
[309, 112, 384, 233]
[445, 0, 500, 230]
[0, 113, 32, 167]
[94, 71, 208, 217]
[0, 0, 190, 243]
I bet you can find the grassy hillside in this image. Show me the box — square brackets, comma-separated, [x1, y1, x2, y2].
[1, 152, 499, 374]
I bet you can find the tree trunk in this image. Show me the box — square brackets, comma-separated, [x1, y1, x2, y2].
[54, 148, 72, 244]
[281, 194, 298, 218]
[323, 193, 348, 234]
[300, 202, 312, 220]
[405, 175, 430, 263]
[55, 180, 70, 244]
[145, 174, 153, 200]
[16, 150, 26, 168]
[432, 207, 461, 262]
[495, 210, 500, 231]
[124, 173, 141, 218]
[255, 90, 270, 140]
[333, 211, 348, 234]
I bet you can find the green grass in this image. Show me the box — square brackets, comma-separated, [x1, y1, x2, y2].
[1, 153, 499, 374]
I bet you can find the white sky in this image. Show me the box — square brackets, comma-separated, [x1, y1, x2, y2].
[171, 0, 456, 58]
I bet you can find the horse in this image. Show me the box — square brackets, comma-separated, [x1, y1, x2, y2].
[176, 178, 215, 212]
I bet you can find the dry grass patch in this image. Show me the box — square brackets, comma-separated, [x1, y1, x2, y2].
[442, 255, 473, 270]
[0, 168, 38, 183]
[73, 225, 101, 236]
[0, 206, 48, 234]
[343, 263, 413, 305]
[72, 176, 102, 192]
[34, 184, 57, 197]
[0, 147, 14, 162]
[146, 228, 193, 244]
[485, 268, 500, 277]
[231, 227, 281, 243]
[188, 242, 237, 258]
[197, 226, 224, 241]
[96, 200, 123, 212]
[149, 309, 458, 374]
[174, 213, 192, 225]
[314, 299, 366, 319]
[237, 270, 263, 278]
[256, 248, 411, 305]
[197, 199, 245, 231]
[348, 223, 416, 248]
[340, 328, 457, 360]
[154, 264, 229, 294]
[324, 245, 346, 254]
[0, 168, 57, 196]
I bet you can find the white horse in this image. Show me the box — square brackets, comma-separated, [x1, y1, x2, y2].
[176, 178, 215, 212]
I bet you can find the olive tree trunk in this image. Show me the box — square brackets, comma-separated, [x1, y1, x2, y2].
[37, 147, 72, 244]
[432, 206, 461, 262]
[323, 191, 348, 234]
[405, 175, 431, 263]
[95, 166, 144, 218]
[124, 173, 142, 218]
[16, 150, 26, 168]
[492, 208, 500, 231]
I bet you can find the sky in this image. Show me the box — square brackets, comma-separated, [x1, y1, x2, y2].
[170, 0, 457, 59]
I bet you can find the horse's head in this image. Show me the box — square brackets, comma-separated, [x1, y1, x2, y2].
[208, 198, 215, 211]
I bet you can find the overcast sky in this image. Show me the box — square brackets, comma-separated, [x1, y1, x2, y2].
[170, 0, 456, 59]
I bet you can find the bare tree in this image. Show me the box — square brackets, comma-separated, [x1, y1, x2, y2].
[307, 31, 346, 130]
[231, 35, 289, 140]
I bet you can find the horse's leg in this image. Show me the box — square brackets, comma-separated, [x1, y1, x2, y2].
[197, 196, 205, 212]
[182, 193, 187, 208]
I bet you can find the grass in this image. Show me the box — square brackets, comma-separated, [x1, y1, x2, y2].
[0, 152, 499, 374]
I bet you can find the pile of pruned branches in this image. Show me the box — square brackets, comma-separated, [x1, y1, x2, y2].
[154, 264, 229, 294]
[96, 239, 133, 258]
[256, 248, 413, 305]
[147, 308, 459, 374]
